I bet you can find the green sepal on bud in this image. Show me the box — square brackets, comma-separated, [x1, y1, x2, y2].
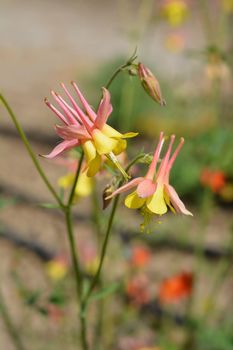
[138, 62, 166, 106]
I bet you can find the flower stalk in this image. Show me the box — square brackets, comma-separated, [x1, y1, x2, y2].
[0, 94, 64, 209]
[0, 289, 26, 350]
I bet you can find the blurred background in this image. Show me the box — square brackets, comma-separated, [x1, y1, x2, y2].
[0, 0, 233, 349]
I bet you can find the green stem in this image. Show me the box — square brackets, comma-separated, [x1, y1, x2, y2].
[0, 94, 64, 208]
[84, 191, 121, 302]
[83, 153, 143, 303]
[0, 289, 26, 350]
[64, 151, 88, 349]
[65, 208, 88, 350]
[64, 209, 82, 300]
[80, 305, 89, 350]
[105, 48, 138, 90]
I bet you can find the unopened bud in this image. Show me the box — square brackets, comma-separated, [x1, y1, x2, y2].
[138, 63, 166, 106]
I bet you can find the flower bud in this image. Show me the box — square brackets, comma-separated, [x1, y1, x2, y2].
[138, 63, 166, 106]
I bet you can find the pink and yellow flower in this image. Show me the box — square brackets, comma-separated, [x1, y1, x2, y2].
[43, 82, 137, 176]
[108, 132, 192, 219]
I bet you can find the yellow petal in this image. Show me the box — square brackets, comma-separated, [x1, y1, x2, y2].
[83, 140, 96, 163]
[113, 139, 127, 155]
[75, 172, 93, 196]
[121, 132, 138, 138]
[58, 173, 74, 188]
[87, 153, 102, 177]
[102, 124, 122, 138]
[164, 191, 176, 214]
[125, 191, 145, 209]
[92, 129, 118, 155]
[146, 185, 167, 215]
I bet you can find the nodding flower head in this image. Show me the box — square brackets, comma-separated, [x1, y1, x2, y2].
[138, 63, 166, 106]
[108, 132, 192, 231]
[43, 82, 138, 177]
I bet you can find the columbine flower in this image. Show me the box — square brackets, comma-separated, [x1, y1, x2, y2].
[138, 63, 166, 106]
[158, 272, 193, 304]
[108, 132, 192, 231]
[43, 82, 137, 177]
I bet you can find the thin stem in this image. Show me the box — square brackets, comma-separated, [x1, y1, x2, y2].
[67, 151, 84, 207]
[65, 207, 88, 350]
[0, 289, 26, 350]
[105, 48, 138, 90]
[84, 190, 121, 302]
[64, 209, 83, 300]
[80, 307, 89, 350]
[83, 153, 143, 303]
[0, 94, 64, 208]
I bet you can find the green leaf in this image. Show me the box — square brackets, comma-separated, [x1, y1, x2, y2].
[89, 282, 121, 303]
[0, 197, 17, 209]
[24, 290, 42, 306]
[37, 306, 49, 316]
[48, 291, 66, 306]
[39, 203, 61, 209]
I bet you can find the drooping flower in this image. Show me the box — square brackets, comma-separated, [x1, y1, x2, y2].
[138, 63, 166, 106]
[108, 132, 192, 229]
[43, 82, 137, 177]
[158, 272, 193, 304]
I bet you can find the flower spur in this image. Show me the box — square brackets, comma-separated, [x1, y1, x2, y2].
[43, 82, 137, 177]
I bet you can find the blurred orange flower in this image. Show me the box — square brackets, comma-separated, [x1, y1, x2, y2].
[126, 275, 150, 305]
[130, 245, 152, 268]
[158, 272, 193, 303]
[165, 33, 185, 53]
[47, 303, 65, 323]
[200, 168, 226, 193]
